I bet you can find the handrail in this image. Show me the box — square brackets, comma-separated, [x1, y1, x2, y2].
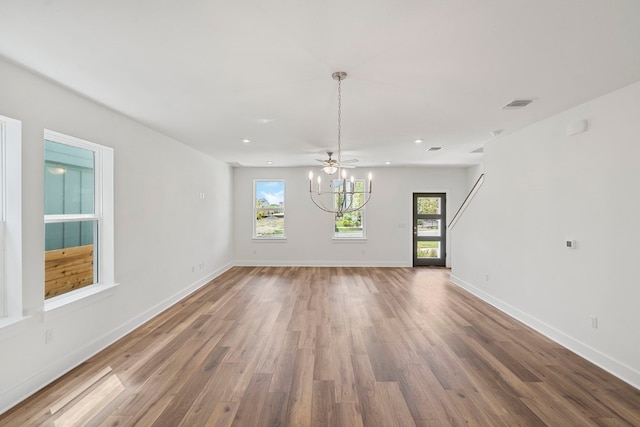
[448, 173, 485, 230]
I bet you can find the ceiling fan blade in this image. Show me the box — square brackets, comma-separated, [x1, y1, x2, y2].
[340, 159, 359, 164]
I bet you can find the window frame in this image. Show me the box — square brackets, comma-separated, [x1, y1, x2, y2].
[44, 129, 114, 308]
[332, 178, 366, 240]
[0, 114, 22, 324]
[253, 179, 286, 239]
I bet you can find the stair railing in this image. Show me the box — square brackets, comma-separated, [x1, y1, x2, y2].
[448, 173, 485, 230]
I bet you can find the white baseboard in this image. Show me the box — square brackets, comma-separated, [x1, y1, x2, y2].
[449, 274, 640, 390]
[233, 260, 411, 267]
[0, 262, 233, 415]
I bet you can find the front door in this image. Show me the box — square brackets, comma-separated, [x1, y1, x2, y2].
[413, 193, 446, 267]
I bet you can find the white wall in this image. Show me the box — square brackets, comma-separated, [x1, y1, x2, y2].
[234, 166, 467, 266]
[0, 58, 234, 413]
[465, 164, 484, 190]
[451, 81, 640, 388]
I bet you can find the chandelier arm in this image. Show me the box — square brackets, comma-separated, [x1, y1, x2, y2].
[340, 196, 353, 213]
[309, 192, 335, 213]
[335, 194, 372, 215]
[309, 187, 353, 215]
[308, 192, 371, 215]
[355, 193, 373, 210]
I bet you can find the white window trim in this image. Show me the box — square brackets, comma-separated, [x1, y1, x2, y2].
[0, 114, 23, 325]
[253, 179, 286, 240]
[44, 130, 115, 311]
[332, 178, 366, 240]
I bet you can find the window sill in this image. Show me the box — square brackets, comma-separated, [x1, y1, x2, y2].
[332, 237, 367, 242]
[44, 282, 119, 321]
[252, 237, 287, 242]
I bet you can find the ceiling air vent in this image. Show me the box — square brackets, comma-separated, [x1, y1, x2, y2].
[427, 147, 442, 152]
[503, 99, 534, 109]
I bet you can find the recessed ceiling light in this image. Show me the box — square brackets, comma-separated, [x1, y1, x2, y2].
[255, 118, 273, 124]
[427, 147, 442, 152]
[385, 161, 391, 165]
[490, 129, 503, 137]
[242, 139, 251, 143]
[414, 139, 423, 144]
[266, 161, 273, 165]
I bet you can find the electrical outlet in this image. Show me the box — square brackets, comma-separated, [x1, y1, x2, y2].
[45, 329, 54, 344]
[590, 316, 598, 329]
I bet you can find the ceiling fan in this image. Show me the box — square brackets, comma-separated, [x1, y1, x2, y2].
[316, 151, 358, 174]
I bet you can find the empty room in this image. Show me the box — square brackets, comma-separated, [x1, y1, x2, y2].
[1, 1, 639, 425]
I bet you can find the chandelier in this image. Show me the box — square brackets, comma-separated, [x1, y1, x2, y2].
[308, 72, 372, 218]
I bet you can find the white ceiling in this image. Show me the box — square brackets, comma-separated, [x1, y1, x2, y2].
[1, 1, 640, 168]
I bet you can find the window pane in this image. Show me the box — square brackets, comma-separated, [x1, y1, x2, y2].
[256, 209, 284, 236]
[334, 211, 363, 237]
[44, 220, 97, 299]
[333, 179, 365, 238]
[417, 197, 440, 215]
[255, 180, 285, 237]
[417, 219, 441, 237]
[417, 241, 440, 259]
[44, 140, 95, 215]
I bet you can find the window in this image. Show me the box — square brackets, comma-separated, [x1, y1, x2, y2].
[333, 179, 365, 239]
[0, 122, 5, 317]
[254, 180, 285, 238]
[0, 115, 22, 322]
[44, 130, 114, 301]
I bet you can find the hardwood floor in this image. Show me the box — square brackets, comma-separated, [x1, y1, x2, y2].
[2, 266, 639, 426]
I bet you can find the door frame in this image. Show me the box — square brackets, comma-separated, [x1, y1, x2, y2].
[413, 192, 447, 267]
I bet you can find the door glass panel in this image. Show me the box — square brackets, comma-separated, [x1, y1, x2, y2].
[417, 219, 441, 237]
[416, 197, 440, 215]
[417, 241, 441, 259]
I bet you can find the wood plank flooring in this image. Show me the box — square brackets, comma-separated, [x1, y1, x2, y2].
[2, 266, 639, 426]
